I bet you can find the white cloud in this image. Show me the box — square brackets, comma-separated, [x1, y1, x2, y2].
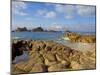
[37, 10, 47, 16]
[55, 4, 95, 18]
[36, 9, 57, 19]
[48, 23, 68, 31]
[55, 4, 75, 19]
[12, 1, 27, 16]
[44, 11, 57, 18]
[65, 15, 73, 19]
[55, 4, 75, 14]
[76, 6, 95, 16]
[36, 4, 95, 19]
[49, 25, 63, 31]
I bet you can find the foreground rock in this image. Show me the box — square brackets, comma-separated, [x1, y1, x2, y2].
[12, 40, 96, 74]
[63, 32, 96, 43]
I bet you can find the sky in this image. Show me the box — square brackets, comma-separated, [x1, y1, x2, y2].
[12, 1, 96, 32]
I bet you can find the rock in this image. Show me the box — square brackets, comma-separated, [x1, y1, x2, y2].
[12, 41, 24, 61]
[79, 50, 96, 69]
[30, 64, 47, 73]
[13, 61, 32, 73]
[70, 61, 82, 69]
[61, 60, 70, 67]
[32, 27, 44, 32]
[69, 50, 82, 62]
[56, 54, 64, 61]
[64, 32, 96, 43]
[45, 46, 52, 51]
[12, 40, 31, 61]
[29, 52, 44, 64]
[44, 52, 56, 61]
[48, 63, 67, 72]
[15, 27, 28, 32]
[12, 40, 96, 74]
[31, 40, 46, 52]
[44, 58, 57, 66]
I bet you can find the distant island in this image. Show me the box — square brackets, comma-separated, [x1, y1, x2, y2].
[12, 27, 59, 32]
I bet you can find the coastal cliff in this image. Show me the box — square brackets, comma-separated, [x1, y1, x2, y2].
[12, 40, 96, 74]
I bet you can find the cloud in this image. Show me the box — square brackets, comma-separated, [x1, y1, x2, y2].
[55, 4, 95, 19]
[48, 23, 68, 31]
[55, 4, 75, 19]
[76, 5, 95, 17]
[65, 24, 95, 32]
[25, 17, 33, 21]
[44, 11, 57, 18]
[36, 9, 57, 19]
[37, 10, 47, 16]
[49, 25, 63, 31]
[55, 4, 75, 14]
[36, 4, 95, 20]
[48, 22, 95, 32]
[65, 15, 73, 19]
[12, 1, 28, 16]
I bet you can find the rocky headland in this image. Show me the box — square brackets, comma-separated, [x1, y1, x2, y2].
[12, 40, 96, 74]
[63, 32, 96, 43]
[12, 27, 58, 32]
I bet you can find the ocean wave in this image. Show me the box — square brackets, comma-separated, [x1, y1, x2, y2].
[12, 37, 22, 39]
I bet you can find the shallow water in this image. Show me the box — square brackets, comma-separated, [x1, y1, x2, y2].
[13, 51, 29, 64]
[12, 32, 63, 40]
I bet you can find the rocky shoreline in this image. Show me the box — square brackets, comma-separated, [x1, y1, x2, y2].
[12, 40, 96, 74]
[63, 32, 96, 43]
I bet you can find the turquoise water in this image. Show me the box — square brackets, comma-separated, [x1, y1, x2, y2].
[12, 32, 63, 41]
[12, 31, 95, 40]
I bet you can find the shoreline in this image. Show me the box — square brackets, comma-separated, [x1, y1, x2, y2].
[12, 38, 96, 52]
[63, 32, 96, 43]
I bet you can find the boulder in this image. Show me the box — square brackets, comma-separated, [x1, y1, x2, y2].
[48, 63, 68, 72]
[30, 64, 47, 73]
[70, 61, 82, 69]
[12, 40, 96, 74]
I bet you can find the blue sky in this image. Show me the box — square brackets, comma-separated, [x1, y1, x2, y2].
[12, 1, 96, 32]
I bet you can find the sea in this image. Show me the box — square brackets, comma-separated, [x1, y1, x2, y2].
[12, 31, 95, 40]
[12, 31, 95, 50]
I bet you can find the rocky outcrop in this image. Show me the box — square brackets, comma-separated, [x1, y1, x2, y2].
[32, 27, 44, 32]
[12, 40, 96, 74]
[12, 40, 32, 61]
[15, 27, 28, 32]
[64, 32, 96, 43]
